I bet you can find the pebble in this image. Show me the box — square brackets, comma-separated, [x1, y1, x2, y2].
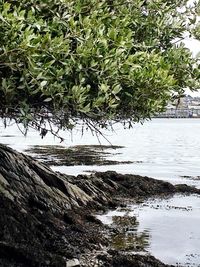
[66, 258, 80, 267]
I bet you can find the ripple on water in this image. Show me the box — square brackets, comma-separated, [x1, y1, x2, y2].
[97, 194, 200, 267]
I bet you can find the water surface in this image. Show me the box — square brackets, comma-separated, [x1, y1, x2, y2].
[1, 119, 200, 186]
[97, 194, 200, 266]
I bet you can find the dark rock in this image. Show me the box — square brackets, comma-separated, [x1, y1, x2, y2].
[175, 183, 200, 194]
[97, 251, 173, 267]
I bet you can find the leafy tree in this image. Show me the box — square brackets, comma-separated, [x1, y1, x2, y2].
[193, 1, 200, 41]
[0, 0, 199, 137]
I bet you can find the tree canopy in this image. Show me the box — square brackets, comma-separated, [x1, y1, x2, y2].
[0, 0, 200, 136]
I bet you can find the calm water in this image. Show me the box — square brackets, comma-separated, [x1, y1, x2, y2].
[1, 118, 200, 186]
[97, 194, 200, 266]
[51, 118, 200, 187]
[1, 118, 200, 266]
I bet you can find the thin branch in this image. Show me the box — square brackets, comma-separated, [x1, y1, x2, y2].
[171, 37, 185, 45]
[84, 118, 113, 146]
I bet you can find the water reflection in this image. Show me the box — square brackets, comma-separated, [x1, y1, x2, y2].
[107, 213, 150, 252]
[103, 210, 150, 252]
[97, 194, 200, 266]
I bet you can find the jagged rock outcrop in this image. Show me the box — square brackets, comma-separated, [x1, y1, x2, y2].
[0, 144, 199, 267]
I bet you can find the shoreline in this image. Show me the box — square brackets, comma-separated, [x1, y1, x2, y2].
[1, 144, 199, 266]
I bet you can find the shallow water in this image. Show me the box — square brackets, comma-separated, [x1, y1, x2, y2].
[97, 194, 200, 266]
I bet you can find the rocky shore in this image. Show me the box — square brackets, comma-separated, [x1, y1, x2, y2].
[0, 144, 199, 267]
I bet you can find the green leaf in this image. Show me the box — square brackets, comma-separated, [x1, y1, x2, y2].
[40, 81, 48, 87]
[112, 85, 122, 95]
[44, 97, 52, 102]
[100, 84, 109, 93]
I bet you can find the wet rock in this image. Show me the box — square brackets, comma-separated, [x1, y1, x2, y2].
[175, 183, 200, 194]
[105, 253, 173, 267]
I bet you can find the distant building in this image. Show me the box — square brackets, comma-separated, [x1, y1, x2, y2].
[156, 95, 200, 118]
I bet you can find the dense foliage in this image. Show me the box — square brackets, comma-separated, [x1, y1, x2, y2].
[193, 1, 200, 41]
[0, 0, 199, 135]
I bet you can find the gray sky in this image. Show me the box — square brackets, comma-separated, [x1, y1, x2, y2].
[185, 36, 200, 95]
[183, 0, 200, 95]
[184, 38, 200, 56]
[183, 0, 200, 56]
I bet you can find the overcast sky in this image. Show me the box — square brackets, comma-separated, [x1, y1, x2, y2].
[185, 36, 200, 95]
[183, 0, 200, 95]
[182, 0, 200, 56]
[184, 38, 200, 56]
